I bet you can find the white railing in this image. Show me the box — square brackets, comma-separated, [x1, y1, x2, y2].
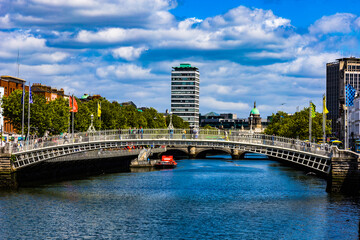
[9, 129, 332, 157]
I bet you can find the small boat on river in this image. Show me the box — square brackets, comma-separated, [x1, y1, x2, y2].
[154, 155, 177, 169]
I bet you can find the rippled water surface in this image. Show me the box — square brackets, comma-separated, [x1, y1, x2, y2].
[1, 159, 360, 239]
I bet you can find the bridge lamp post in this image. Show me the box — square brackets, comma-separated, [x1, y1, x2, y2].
[250, 115, 253, 133]
[168, 112, 174, 130]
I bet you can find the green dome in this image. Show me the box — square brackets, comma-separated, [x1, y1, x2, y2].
[250, 108, 260, 115]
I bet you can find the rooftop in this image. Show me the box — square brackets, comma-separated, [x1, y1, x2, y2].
[1, 75, 26, 82]
[172, 63, 198, 71]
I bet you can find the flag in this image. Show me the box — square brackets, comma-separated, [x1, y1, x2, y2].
[345, 84, 357, 107]
[72, 96, 78, 113]
[69, 96, 72, 112]
[323, 95, 328, 114]
[29, 86, 33, 104]
[310, 102, 316, 118]
[69, 96, 78, 112]
[97, 102, 101, 117]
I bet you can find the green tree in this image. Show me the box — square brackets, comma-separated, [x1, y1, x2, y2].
[2, 89, 53, 136]
[73, 99, 92, 132]
[264, 108, 331, 140]
[48, 98, 70, 135]
[166, 114, 190, 128]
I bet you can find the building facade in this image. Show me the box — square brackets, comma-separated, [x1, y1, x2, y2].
[171, 63, 200, 128]
[0, 76, 29, 134]
[326, 57, 360, 140]
[348, 96, 360, 144]
[31, 83, 66, 102]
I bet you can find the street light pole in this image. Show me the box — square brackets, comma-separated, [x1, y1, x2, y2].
[250, 115, 253, 133]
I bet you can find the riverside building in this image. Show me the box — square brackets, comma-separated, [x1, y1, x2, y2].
[326, 57, 360, 140]
[171, 63, 200, 128]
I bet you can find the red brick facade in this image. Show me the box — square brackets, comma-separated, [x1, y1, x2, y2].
[31, 83, 65, 102]
[0, 76, 29, 134]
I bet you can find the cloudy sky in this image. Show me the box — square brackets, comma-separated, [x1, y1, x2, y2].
[0, 0, 359, 117]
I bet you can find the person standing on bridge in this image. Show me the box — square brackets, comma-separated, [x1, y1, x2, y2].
[139, 127, 144, 139]
[182, 129, 186, 139]
[169, 128, 174, 139]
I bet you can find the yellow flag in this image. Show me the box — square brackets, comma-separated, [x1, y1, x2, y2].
[97, 102, 101, 117]
[323, 95, 329, 114]
[310, 102, 316, 118]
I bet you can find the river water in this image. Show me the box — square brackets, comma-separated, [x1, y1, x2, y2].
[1, 158, 360, 239]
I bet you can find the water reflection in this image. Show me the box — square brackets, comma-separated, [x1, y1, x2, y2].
[1, 158, 360, 239]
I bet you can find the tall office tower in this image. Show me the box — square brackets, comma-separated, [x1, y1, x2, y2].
[171, 63, 200, 128]
[326, 57, 360, 140]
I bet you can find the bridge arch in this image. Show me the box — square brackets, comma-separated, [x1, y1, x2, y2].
[11, 130, 332, 175]
[195, 148, 232, 159]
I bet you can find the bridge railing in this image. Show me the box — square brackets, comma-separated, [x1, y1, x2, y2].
[9, 129, 331, 157]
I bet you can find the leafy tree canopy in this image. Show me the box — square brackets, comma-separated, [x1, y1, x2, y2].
[264, 108, 331, 140]
[2, 91, 191, 136]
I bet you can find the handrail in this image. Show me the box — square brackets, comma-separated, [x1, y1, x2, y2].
[10, 129, 332, 157]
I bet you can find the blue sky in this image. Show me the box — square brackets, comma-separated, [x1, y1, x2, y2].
[0, 0, 359, 117]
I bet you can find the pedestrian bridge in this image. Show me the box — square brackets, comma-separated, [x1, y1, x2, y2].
[10, 129, 332, 174]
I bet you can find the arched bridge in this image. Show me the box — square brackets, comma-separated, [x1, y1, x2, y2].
[10, 129, 332, 174]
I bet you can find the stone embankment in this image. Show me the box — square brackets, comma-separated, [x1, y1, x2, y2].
[0, 153, 16, 188]
[328, 147, 360, 194]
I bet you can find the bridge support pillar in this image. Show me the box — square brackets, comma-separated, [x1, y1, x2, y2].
[188, 146, 196, 159]
[327, 148, 360, 194]
[231, 149, 241, 160]
[0, 153, 17, 189]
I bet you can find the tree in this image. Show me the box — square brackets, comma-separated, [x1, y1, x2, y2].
[2, 89, 53, 136]
[264, 108, 331, 140]
[166, 114, 190, 128]
[48, 98, 70, 135]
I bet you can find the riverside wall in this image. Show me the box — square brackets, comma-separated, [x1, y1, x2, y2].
[327, 148, 360, 194]
[0, 153, 17, 189]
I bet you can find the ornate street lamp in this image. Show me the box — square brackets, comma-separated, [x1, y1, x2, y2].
[87, 114, 96, 132]
[168, 112, 174, 130]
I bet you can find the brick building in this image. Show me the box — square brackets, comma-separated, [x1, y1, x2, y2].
[0, 76, 29, 134]
[31, 83, 66, 102]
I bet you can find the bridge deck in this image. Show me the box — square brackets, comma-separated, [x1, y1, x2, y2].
[9, 129, 332, 173]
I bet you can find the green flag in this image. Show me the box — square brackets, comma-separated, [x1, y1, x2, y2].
[310, 102, 316, 118]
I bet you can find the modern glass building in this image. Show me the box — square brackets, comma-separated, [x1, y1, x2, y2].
[326, 57, 360, 139]
[171, 63, 200, 128]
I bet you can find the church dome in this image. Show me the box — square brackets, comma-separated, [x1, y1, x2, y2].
[250, 108, 260, 115]
[250, 101, 260, 115]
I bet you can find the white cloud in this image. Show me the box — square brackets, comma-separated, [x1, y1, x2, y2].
[309, 13, 356, 35]
[75, 6, 294, 51]
[201, 96, 250, 112]
[7, 0, 177, 28]
[112, 46, 147, 61]
[34, 52, 69, 63]
[0, 14, 12, 28]
[267, 52, 340, 77]
[96, 64, 153, 79]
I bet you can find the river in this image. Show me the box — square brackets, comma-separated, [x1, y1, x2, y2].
[1, 157, 359, 239]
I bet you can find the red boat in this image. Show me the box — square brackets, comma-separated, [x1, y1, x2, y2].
[154, 155, 177, 169]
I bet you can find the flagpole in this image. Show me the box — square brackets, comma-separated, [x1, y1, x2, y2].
[323, 94, 326, 144]
[21, 83, 25, 140]
[344, 84, 348, 150]
[100, 102, 101, 130]
[72, 95, 74, 141]
[309, 101, 312, 142]
[27, 82, 31, 143]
